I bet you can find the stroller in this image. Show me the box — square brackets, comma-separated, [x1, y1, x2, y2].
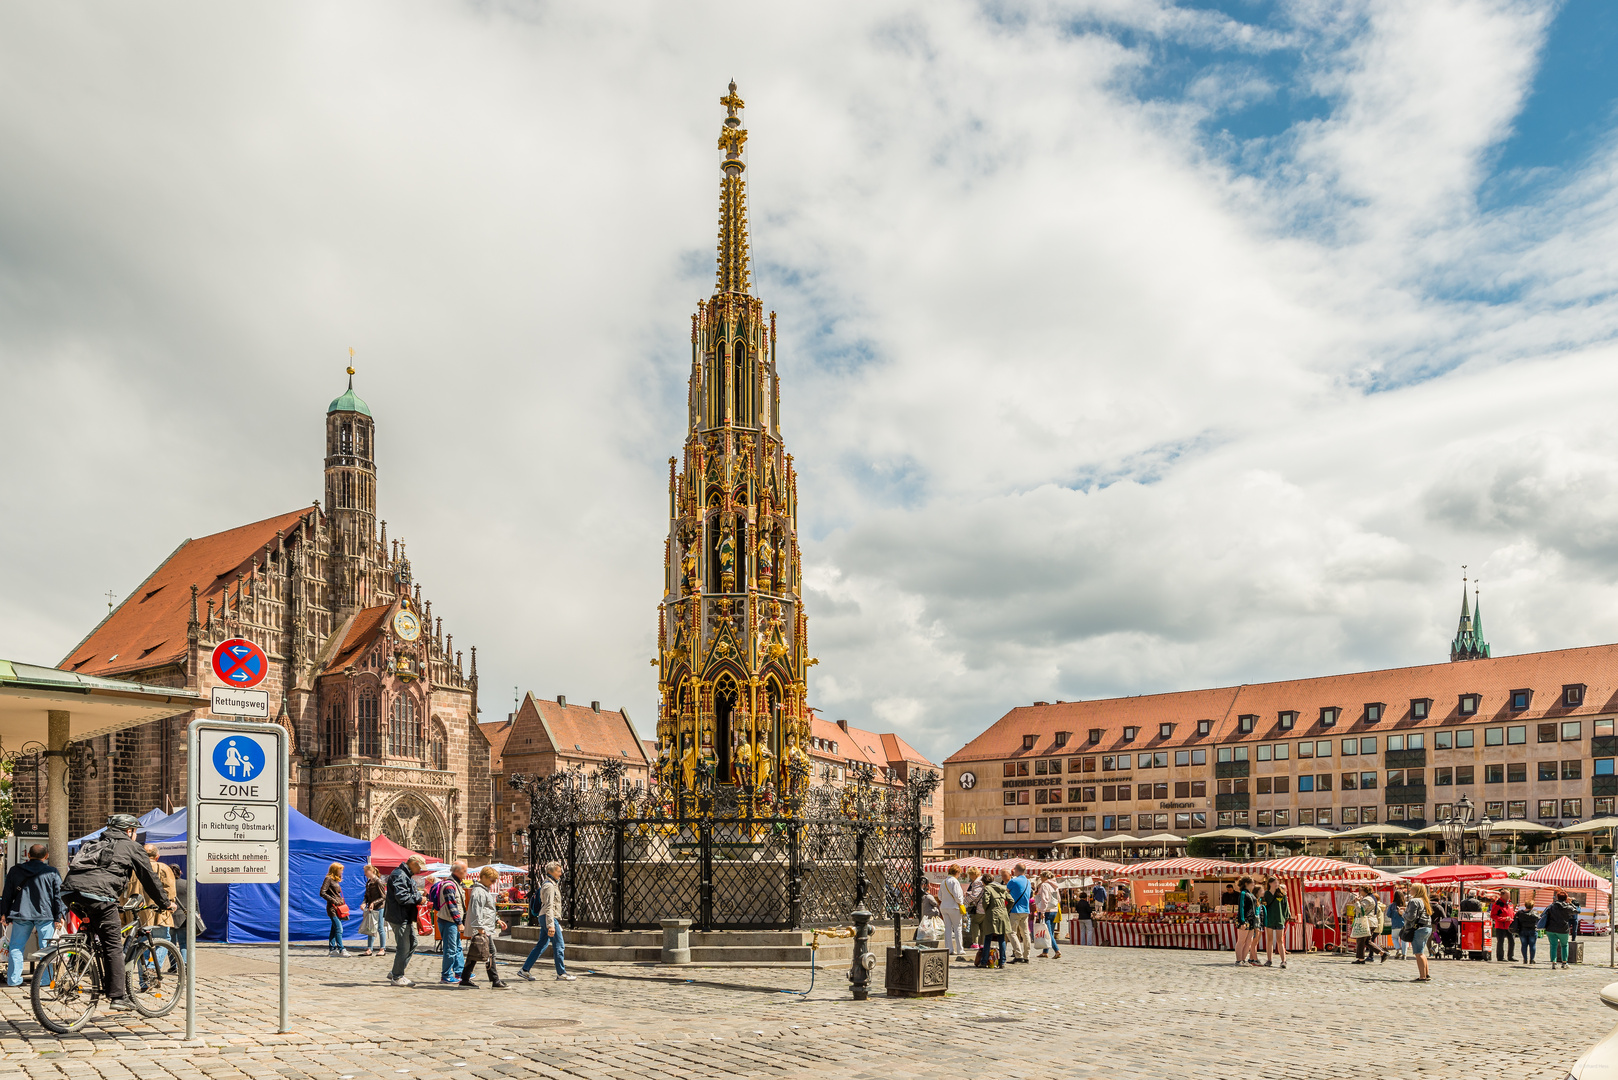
[1432, 915, 1464, 960]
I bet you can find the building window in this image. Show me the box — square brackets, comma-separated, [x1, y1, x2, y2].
[1411, 699, 1430, 720]
[1598, 798, 1616, 816]
[1507, 801, 1527, 820]
[1435, 767, 1453, 786]
[1272, 809, 1288, 827]
[1564, 760, 1583, 780]
[429, 719, 448, 771]
[1035, 759, 1049, 775]
[322, 700, 348, 759]
[1507, 725, 1527, 745]
[1003, 819, 1017, 835]
[1315, 740, 1332, 757]
[1122, 727, 1137, 742]
[1239, 715, 1256, 733]
[389, 694, 422, 759]
[1298, 808, 1314, 825]
[1273, 776, 1290, 794]
[1257, 744, 1272, 762]
[1342, 772, 1358, 790]
[1216, 812, 1232, 827]
[1158, 723, 1174, 740]
[1359, 772, 1376, 789]
[1320, 707, 1339, 726]
[1597, 759, 1615, 776]
[1565, 685, 1586, 707]
[1055, 731, 1070, 747]
[1507, 762, 1527, 783]
[1388, 735, 1405, 751]
[1485, 727, 1504, 746]
[1273, 743, 1289, 760]
[1298, 775, 1314, 792]
[1435, 731, 1452, 750]
[1278, 711, 1296, 730]
[1175, 750, 1190, 766]
[1358, 737, 1375, 754]
[1538, 761, 1558, 782]
[1102, 755, 1117, 771]
[1455, 730, 1474, 748]
[1316, 773, 1333, 791]
[1563, 721, 1583, 740]
[1197, 719, 1211, 736]
[1154, 751, 1168, 768]
[1088, 729, 1102, 744]
[1191, 780, 1206, 797]
[1138, 753, 1152, 770]
[1298, 741, 1314, 759]
[1600, 720, 1615, 738]
[1365, 703, 1383, 723]
[1256, 777, 1272, 795]
[1003, 792, 1017, 806]
[1538, 723, 1558, 743]
[1341, 739, 1358, 756]
[1485, 764, 1504, 784]
[1458, 694, 1479, 716]
[1538, 800, 1558, 820]
[1387, 769, 1403, 787]
[1563, 799, 1583, 819]
[1511, 690, 1532, 711]
[1360, 806, 1377, 824]
[1022, 735, 1037, 750]
[1342, 807, 1360, 825]
[357, 690, 379, 757]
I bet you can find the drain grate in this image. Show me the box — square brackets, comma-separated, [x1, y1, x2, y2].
[496, 1018, 580, 1029]
[967, 1016, 1021, 1024]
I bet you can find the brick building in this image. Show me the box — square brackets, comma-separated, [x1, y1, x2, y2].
[944, 593, 1618, 862]
[481, 692, 651, 861]
[43, 373, 493, 860]
[807, 711, 942, 850]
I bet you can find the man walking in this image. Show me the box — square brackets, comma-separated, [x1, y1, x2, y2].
[430, 861, 469, 984]
[940, 866, 966, 957]
[2, 844, 64, 988]
[519, 861, 575, 982]
[1076, 889, 1095, 946]
[1005, 863, 1033, 964]
[384, 855, 426, 986]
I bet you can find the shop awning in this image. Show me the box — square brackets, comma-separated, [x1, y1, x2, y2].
[1402, 864, 1509, 884]
[1522, 856, 1612, 894]
[1121, 857, 1244, 877]
[0, 658, 207, 748]
[1250, 855, 1391, 880]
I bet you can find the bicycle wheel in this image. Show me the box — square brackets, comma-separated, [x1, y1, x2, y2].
[30, 944, 99, 1034]
[126, 938, 183, 1018]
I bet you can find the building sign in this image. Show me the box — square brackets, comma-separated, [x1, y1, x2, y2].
[958, 822, 978, 835]
[1002, 777, 1061, 789]
[1159, 801, 1196, 809]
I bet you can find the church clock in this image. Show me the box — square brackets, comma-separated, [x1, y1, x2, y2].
[393, 608, 422, 642]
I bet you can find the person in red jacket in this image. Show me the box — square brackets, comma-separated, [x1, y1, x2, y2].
[1490, 893, 1516, 962]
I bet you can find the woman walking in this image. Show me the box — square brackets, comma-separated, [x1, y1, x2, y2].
[1035, 871, 1062, 959]
[1235, 877, 1263, 966]
[1350, 886, 1387, 964]
[1544, 890, 1579, 969]
[963, 869, 986, 960]
[1262, 876, 1290, 969]
[320, 862, 351, 958]
[977, 871, 1011, 969]
[1512, 900, 1539, 965]
[1404, 882, 1433, 982]
[360, 864, 387, 956]
[1387, 892, 1406, 959]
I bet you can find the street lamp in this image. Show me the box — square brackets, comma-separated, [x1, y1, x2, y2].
[1442, 794, 1475, 865]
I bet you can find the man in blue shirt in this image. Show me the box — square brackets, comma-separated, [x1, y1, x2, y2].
[1005, 864, 1032, 964]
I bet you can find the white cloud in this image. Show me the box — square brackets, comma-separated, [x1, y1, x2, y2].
[2, 0, 1616, 767]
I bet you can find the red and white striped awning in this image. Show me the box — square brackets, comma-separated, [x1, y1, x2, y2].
[1523, 855, 1612, 894]
[1120, 857, 1244, 878]
[1043, 857, 1125, 874]
[1250, 856, 1394, 880]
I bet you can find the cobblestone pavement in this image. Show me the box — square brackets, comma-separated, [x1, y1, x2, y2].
[2, 942, 1615, 1079]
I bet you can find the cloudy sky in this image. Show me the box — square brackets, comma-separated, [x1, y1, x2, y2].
[4, 1, 1618, 766]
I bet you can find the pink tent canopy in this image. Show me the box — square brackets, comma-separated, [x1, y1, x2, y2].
[1523, 856, 1612, 894]
[1403, 863, 1509, 885]
[370, 834, 425, 873]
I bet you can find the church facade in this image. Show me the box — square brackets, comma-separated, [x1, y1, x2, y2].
[51, 374, 494, 860]
[654, 83, 812, 811]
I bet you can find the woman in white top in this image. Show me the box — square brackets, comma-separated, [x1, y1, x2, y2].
[1035, 871, 1063, 959]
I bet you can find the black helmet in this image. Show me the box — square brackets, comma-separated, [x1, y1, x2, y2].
[106, 813, 140, 832]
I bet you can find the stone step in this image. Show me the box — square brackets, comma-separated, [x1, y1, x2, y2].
[492, 934, 856, 966]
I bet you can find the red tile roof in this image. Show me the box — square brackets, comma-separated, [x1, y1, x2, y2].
[526, 695, 650, 768]
[480, 719, 513, 772]
[322, 605, 391, 674]
[62, 508, 315, 678]
[946, 642, 1618, 764]
[881, 732, 937, 769]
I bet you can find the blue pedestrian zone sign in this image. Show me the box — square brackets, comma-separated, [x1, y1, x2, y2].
[214, 737, 265, 783]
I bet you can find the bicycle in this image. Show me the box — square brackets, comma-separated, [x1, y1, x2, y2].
[222, 805, 254, 823]
[29, 898, 185, 1034]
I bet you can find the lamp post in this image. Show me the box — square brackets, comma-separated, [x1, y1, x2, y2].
[1443, 794, 1475, 865]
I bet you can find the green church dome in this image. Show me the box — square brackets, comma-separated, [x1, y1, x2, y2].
[328, 368, 372, 417]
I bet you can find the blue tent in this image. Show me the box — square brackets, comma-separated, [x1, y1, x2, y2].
[157, 807, 370, 943]
[68, 807, 171, 853]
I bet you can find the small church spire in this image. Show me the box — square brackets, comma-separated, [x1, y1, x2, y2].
[1450, 566, 1491, 661]
[715, 80, 751, 296]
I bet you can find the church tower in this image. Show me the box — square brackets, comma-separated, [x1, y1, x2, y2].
[1450, 572, 1491, 662]
[655, 83, 810, 815]
[324, 364, 378, 611]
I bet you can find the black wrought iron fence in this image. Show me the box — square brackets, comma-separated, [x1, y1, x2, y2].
[510, 757, 939, 933]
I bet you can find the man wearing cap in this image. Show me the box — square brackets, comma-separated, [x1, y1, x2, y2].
[61, 815, 173, 1011]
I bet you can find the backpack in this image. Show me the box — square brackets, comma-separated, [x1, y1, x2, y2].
[69, 835, 113, 872]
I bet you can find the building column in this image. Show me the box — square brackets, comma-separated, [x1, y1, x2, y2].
[47, 710, 70, 872]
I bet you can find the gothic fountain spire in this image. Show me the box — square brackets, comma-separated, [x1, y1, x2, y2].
[715, 80, 751, 297]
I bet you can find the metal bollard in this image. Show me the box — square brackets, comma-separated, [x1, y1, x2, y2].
[849, 906, 874, 1000]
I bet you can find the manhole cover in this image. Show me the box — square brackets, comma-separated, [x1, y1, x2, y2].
[967, 1017, 1020, 1024]
[496, 1019, 580, 1029]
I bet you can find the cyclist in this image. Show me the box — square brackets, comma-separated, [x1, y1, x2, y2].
[61, 814, 174, 1011]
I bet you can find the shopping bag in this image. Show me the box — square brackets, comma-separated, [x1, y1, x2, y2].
[1032, 919, 1050, 948]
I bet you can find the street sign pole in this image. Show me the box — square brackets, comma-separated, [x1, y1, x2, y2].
[184, 714, 286, 1037]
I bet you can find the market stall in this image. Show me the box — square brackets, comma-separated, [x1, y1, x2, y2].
[1522, 855, 1612, 935]
[1089, 858, 1246, 950]
[1403, 864, 1509, 959]
[1249, 856, 1396, 954]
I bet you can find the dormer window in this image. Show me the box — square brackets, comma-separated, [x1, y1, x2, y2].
[1458, 694, 1480, 716]
[1054, 731, 1070, 747]
[1159, 723, 1174, 739]
[1197, 719, 1210, 736]
[1122, 726, 1138, 742]
[1088, 729, 1103, 745]
[1320, 707, 1339, 727]
[1239, 714, 1256, 734]
[1510, 689, 1532, 711]
[1564, 684, 1586, 707]
[1278, 711, 1297, 730]
[1411, 698, 1431, 720]
[1365, 703, 1384, 723]
[1022, 734, 1037, 750]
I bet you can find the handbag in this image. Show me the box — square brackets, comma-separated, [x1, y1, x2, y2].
[335, 902, 351, 920]
[1399, 926, 1415, 942]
